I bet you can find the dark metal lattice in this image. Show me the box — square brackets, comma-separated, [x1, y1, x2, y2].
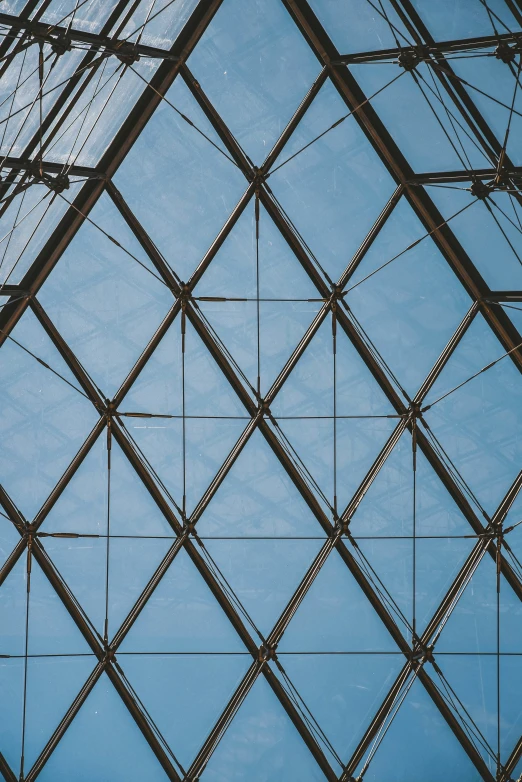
[1, 0, 522, 780]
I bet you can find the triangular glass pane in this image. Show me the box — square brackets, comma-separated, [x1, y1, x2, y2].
[120, 548, 245, 653]
[275, 415, 397, 513]
[429, 185, 522, 291]
[121, 653, 252, 770]
[41, 432, 174, 537]
[195, 201, 318, 300]
[119, 0, 200, 47]
[307, 0, 411, 52]
[500, 656, 522, 764]
[349, 61, 490, 171]
[37, 192, 173, 399]
[0, 176, 83, 285]
[451, 50, 522, 166]
[196, 428, 324, 537]
[39, 0, 120, 32]
[188, 0, 320, 164]
[409, 0, 521, 39]
[0, 512, 21, 570]
[279, 549, 399, 652]
[0, 308, 98, 520]
[355, 536, 473, 640]
[42, 535, 172, 641]
[0, 557, 91, 656]
[125, 412, 246, 516]
[113, 76, 246, 283]
[269, 77, 396, 283]
[272, 316, 395, 417]
[429, 654, 497, 774]
[276, 652, 404, 765]
[37, 673, 171, 782]
[423, 313, 522, 514]
[0, 658, 23, 774]
[346, 197, 472, 396]
[0, 44, 85, 156]
[43, 57, 161, 167]
[197, 298, 321, 398]
[24, 656, 97, 771]
[201, 538, 324, 637]
[350, 433, 472, 537]
[201, 675, 327, 781]
[123, 315, 245, 417]
[436, 555, 522, 653]
[353, 677, 483, 781]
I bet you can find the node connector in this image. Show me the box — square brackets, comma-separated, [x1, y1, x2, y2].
[46, 173, 70, 194]
[258, 644, 277, 663]
[495, 42, 517, 64]
[470, 179, 491, 200]
[398, 49, 419, 71]
[115, 42, 141, 65]
[50, 33, 72, 56]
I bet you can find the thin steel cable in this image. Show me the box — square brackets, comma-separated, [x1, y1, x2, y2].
[422, 339, 522, 411]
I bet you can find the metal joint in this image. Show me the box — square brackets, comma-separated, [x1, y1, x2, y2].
[114, 42, 141, 65]
[257, 644, 277, 662]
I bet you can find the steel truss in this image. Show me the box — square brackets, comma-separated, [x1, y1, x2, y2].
[1, 0, 522, 780]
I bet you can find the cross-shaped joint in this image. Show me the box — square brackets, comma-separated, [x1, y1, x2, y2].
[30, 29, 73, 56]
[495, 41, 519, 64]
[114, 42, 141, 65]
[411, 643, 434, 665]
[257, 398, 272, 417]
[250, 166, 266, 191]
[257, 643, 277, 663]
[470, 179, 492, 200]
[397, 48, 422, 72]
[102, 646, 117, 665]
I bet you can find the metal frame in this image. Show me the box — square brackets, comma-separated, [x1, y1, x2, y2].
[1, 0, 522, 780]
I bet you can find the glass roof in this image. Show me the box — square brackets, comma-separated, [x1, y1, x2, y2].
[1, 1, 522, 780]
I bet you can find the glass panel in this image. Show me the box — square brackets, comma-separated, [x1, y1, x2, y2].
[0, 557, 91, 656]
[428, 185, 522, 291]
[0, 512, 21, 569]
[431, 653, 497, 773]
[349, 61, 490, 172]
[450, 53, 522, 166]
[201, 538, 324, 636]
[271, 315, 395, 418]
[43, 57, 161, 166]
[268, 77, 396, 284]
[41, 433, 174, 537]
[0, 176, 83, 285]
[119, 0, 200, 48]
[423, 313, 522, 514]
[43, 535, 172, 640]
[0, 308, 99, 519]
[124, 414, 246, 516]
[0, 658, 23, 773]
[355, 536, 473, 639]
[500, 656, 522, 762]
[24, 656, 96, 771]
[188, 0, 319, 164]
[501, 482, 522, 563]
[123, 313, 245, 417]
[195, 201, 318, 301]
[38, 0, 121, 32]
[197, 299, 321, 397]
[275, 653, 403, 765]
[0, 43, 85, 156]
[436, 555, 522, 653]
[120, 548, 246, 653]
[278, 549, 399, 652]
[121, 653, 252, 769]
[353, 677, 483, 782]
[114, 75, 246, 283]
[37, 191, 174, 399]
[37, 673, 171, 782]
[346, 196, 472, 397]
[409, 0, 522, 39]
[307, 0, 411, 53]
[349, 434, 472, 537]
[201, 675, 327, 781]
[196, 428, 325, 538]
[274, 415, 397, 513]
